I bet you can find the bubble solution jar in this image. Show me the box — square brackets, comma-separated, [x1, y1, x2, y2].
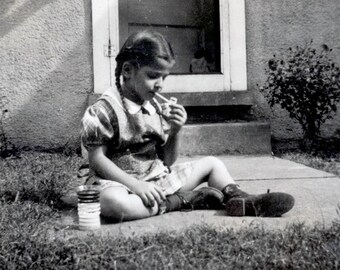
[77, 186, 101, 230]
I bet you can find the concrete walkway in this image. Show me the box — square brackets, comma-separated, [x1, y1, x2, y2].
[58, 155, 340, 237]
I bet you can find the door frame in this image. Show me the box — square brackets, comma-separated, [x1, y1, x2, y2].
[91, 0, 247, 94]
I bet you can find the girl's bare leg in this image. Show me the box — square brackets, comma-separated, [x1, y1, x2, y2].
[100, 157, 234, 220]
[179, 156, 295, 217]
[179, 156, 234, 191]
[100, 187, 158, 221]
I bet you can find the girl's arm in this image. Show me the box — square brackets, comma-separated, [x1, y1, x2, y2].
[88, 145, 166, 207]
[161, 131, 180, 166]
[161, 103, 187, 166]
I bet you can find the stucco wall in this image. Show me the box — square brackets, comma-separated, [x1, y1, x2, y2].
[0, 0, 92, 151]
[0, 0, 339, 151]
[246, 0, 340, 142]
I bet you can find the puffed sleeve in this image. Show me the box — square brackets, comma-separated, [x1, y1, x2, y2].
[81, 100, 118, 150]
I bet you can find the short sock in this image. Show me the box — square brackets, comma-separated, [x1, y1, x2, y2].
[158, 194, 182, 215]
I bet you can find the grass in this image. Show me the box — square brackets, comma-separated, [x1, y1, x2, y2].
[1, 200, 339, 269]
[0, 150, 340, 269]
[278, 151, 340, 177]
[0, 152, 84, 207]
[1, 202, 339, 269]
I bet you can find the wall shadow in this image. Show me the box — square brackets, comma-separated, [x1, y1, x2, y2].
[0, 0, 58, 38]
[2, 0, 94, 152]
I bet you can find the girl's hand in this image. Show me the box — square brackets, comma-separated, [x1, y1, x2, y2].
[132, 181, 166, 207]
[166, 103, 187, 135]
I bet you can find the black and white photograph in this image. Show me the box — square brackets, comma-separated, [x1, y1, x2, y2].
[0, 0, 339, 269]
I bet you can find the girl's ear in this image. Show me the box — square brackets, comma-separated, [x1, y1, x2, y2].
[122, 62, 134, 79]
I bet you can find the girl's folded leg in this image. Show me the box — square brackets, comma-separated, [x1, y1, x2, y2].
[100, 187, 159, 221]
[99, 185, 225, 221]
[179, 156, 235, 191]
[178, 156, 295, 217]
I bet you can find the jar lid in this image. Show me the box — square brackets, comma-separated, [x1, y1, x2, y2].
[77, 189, 100, 197]
[78, 198, 100, 203]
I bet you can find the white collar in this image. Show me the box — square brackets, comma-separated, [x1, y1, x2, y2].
[103, 87, 156, 115]
[124, 98, 156, 115]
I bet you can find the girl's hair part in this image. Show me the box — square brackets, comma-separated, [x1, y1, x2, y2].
[116, 30, 175, 69]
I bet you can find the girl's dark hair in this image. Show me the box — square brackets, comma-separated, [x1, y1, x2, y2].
[116, 30, 175, 68]
[115, 30, 175, 112]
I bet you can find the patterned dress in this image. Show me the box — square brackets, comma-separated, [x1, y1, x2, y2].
[81, 87, 194, 195]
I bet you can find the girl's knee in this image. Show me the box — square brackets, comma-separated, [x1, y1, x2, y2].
[202, 156, 224, 167]
[100, 187, 129, 219]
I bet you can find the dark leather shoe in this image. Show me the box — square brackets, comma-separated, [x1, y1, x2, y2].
[225, 192, 295, 217]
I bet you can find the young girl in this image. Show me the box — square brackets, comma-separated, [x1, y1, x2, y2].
[81, 30, 294, 221]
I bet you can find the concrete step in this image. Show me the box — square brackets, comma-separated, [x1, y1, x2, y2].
[178, 122, 271, 155]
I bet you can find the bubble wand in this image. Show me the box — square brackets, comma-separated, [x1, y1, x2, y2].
[155, 92, 177, 104]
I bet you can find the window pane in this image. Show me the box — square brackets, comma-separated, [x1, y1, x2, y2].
[119, 0, 220, 74]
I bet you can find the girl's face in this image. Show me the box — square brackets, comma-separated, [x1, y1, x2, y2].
[123, 60, 173, 104]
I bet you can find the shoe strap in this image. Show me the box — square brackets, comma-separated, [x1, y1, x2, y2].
[241, 198, 246, 216]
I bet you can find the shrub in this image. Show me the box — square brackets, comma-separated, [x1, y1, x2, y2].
[260, 42, 340, 148]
